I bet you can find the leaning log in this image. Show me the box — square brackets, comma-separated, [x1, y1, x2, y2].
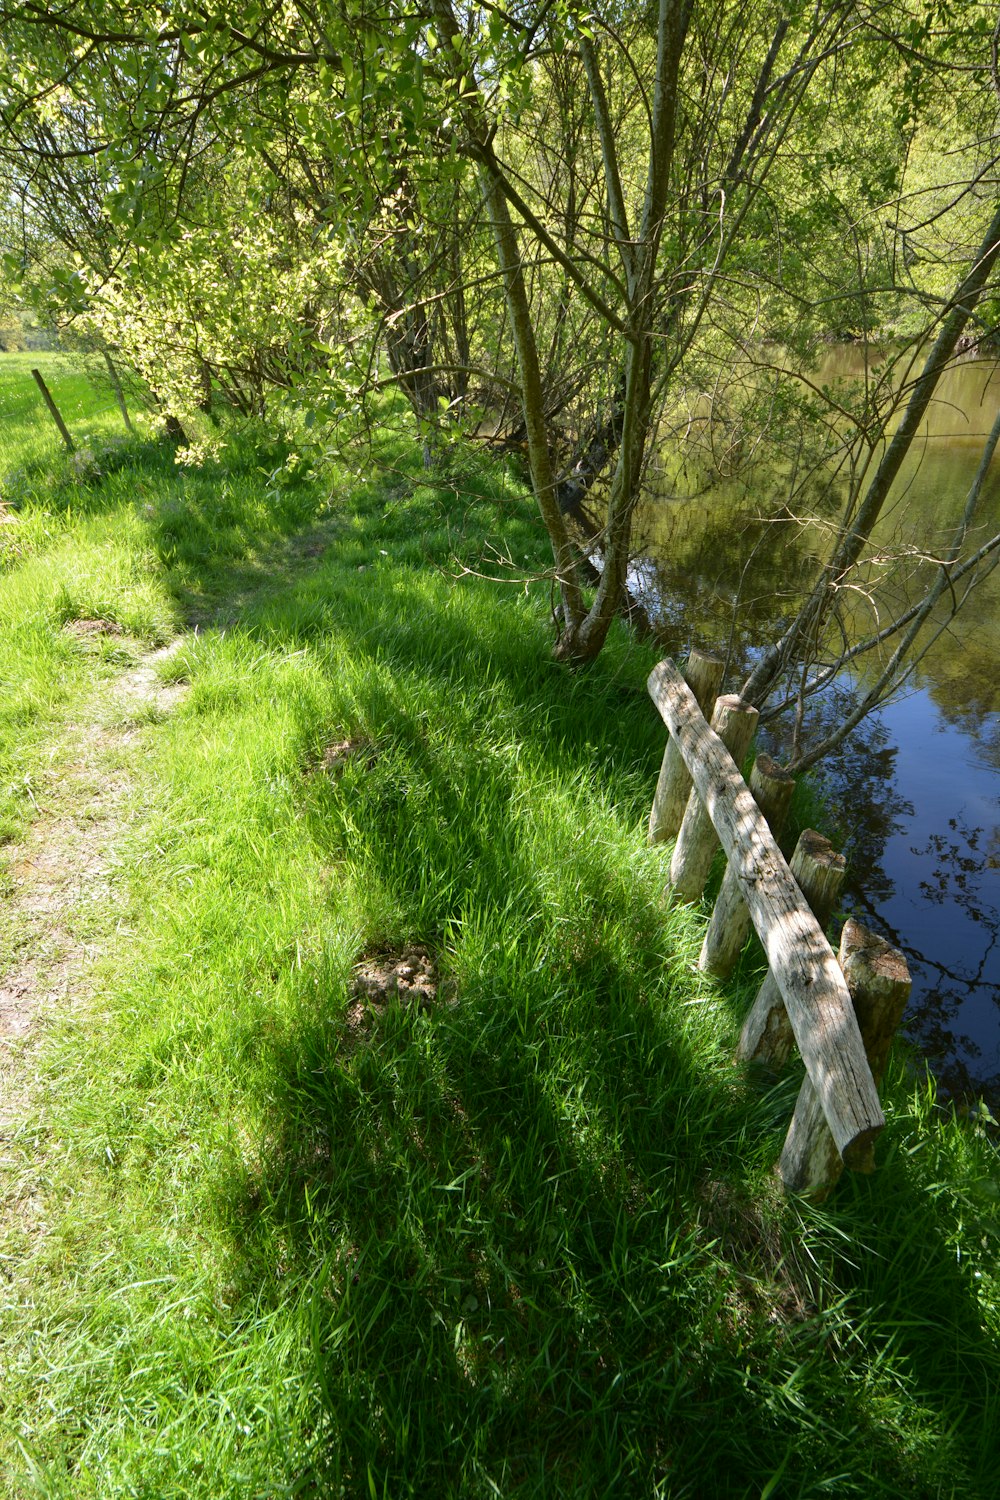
[736, 830, 846, 1070]
[779, 921, 911, 1196]
[669, 695, 759, 901]
[647, 658, 884, 1167]
[31, 367, 75, 453]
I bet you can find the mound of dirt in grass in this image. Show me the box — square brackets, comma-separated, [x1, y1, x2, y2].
[61, 617, 124, 639]
[345, 948, 441, 1032]
[319, 737, 372, 773]
[352, 946, 438, 1005]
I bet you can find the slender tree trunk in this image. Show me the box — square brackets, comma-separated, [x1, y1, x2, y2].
[429, 0, 584, 631]
[743, 196, 1000, 708]
[553, 0, 690, 662]
[556, 329, 652, 660]
[478, 160, 585, 631]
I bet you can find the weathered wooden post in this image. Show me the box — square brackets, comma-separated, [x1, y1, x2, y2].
[736, 830, 846, 1070]
[647, 659, 884, 1167]
[699, 753, 795, 977]
[669, 696, 759, 901]
[779, 920, 911, 1196]
[31, 367, 75, 453]
[648, 649, 724, 845]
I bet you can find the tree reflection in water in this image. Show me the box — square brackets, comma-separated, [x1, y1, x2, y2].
[628, 383, 1000, 1110]
[629, 547, 999, 1111]
[771, 691, 998, 1113]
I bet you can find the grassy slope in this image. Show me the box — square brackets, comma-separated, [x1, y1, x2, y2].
[1, 359, 998, 1499]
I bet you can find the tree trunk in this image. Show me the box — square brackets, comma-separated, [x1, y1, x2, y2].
[743, 196, 1000, 708]
[551, 0, 689, 662]
[477, 158, 585, 631]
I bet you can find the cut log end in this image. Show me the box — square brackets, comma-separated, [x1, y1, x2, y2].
[795, 828, 846, 875]
[840, 917, 910, 987]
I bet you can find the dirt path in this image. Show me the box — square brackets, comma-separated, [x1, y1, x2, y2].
[0, 517, 344, 1259]
[0, 638, 187, 1244]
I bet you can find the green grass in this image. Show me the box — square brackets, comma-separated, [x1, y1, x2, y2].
[0, 351, 128, 467]
[1, 369, 998, 1498]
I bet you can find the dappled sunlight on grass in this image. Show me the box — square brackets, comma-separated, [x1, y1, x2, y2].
[1, 372, 997, 1496]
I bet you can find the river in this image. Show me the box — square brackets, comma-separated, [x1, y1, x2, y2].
[635, 347, 1000, 1112]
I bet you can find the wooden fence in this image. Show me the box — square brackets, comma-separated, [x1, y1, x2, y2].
[647, 652, 911, 1199]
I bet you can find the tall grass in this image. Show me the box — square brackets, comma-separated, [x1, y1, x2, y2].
[1, 367, 997, 1498]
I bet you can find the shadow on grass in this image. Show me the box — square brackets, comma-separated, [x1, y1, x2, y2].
[821, 1109, 1000, 1494]
[78, 432, 1000, 1496]
[221, 955, 997, 1497]
[196, 546, 994, 1494]
[16, 427, 334, 623]
[228, 975, 748, 1495]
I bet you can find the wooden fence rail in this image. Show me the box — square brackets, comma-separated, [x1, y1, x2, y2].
[647, 655, 911, 1198]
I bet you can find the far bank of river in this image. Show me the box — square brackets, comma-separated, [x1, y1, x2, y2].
[636, 348, 1000, 1111]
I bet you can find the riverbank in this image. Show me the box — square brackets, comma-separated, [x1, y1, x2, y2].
[636, 343, 1000, 1109]
[1, 359, 998, 1497]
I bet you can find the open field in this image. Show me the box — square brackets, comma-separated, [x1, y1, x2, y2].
[0, 351, 130, 465]
[0, 360, 998, 1498]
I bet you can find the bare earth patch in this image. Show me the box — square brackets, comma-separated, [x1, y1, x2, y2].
[61, 617, 125, 640]
[344, 946, 440, 1032]
[317, 737, 373, 774]
[0, 640, 188, 1246]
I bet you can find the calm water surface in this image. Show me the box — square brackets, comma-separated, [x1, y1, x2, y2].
[638, 350, 1000, 1108]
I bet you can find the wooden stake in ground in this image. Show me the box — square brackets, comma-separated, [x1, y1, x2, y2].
[669, 694, 759, 901]
[31, 367, 75, 453]
[646, 657, 884, 1166]
[699, 753, 795, 977]
[648, 649, 724, 845]
[779, 920, 911, 1197]
[736, 830, 846, 1070]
